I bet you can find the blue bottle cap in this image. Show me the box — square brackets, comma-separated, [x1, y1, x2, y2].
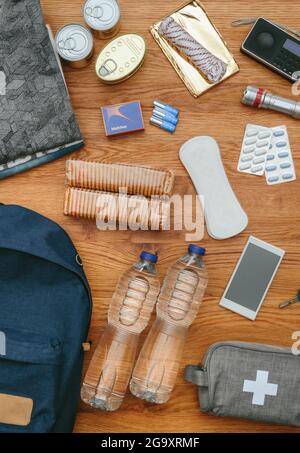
[140, 251, 158, 263]
[188, 244, 206, 256]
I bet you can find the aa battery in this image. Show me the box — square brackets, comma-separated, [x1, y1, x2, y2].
[153, 108, 178, 126]
[153, 100, 179, 117]
[150, 100, 180, 133]
[150, 116, 176, 133]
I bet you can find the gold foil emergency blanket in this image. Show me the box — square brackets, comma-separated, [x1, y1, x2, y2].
[159, 16, 227, 83]
[150, 1, 239, 97]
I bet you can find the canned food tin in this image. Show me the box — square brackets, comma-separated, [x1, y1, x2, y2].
[55, 23, 94, 69]
[95, 34, 146, 84]
[83, 0, 120, 39]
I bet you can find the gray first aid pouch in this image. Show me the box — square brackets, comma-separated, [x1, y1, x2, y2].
[185, 341, 300, 427]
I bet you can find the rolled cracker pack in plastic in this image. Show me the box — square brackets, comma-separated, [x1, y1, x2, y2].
[64, 187, 170, 230]
[66, 160, 175, 197]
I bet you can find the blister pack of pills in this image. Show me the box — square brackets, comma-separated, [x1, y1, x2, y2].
[265, 126, 296, 185]
[237, 124, 296, 185]
[237, 124, 272, 176]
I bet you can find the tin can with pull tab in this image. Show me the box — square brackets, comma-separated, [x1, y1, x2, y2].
[83, 0, 121, 39]
[95, 33, 146, 84]
[55, 23, 94, 68]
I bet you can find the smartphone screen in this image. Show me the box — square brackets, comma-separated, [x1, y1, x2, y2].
[220, 237, 285, 320]
[224, 243, 281, 312]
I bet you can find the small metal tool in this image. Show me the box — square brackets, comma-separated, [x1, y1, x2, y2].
[279, 289, 300, 309]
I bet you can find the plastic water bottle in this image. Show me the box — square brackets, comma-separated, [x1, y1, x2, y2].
[130, 244, 208, 404]
[81, 251, 160, 411]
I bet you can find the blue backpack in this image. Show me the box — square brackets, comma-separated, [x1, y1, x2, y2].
[0, 204, 92, 433]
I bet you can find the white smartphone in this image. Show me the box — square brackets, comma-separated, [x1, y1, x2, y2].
[220, 236, 285, 320]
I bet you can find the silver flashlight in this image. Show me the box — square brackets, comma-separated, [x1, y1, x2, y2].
[242, 86, 300, 119]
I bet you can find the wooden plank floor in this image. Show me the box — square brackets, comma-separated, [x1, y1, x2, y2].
[1, 0, 300, 433]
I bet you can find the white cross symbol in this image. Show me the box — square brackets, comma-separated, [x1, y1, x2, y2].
[243, 370, 278, 406]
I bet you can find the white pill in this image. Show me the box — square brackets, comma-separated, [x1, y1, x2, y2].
[257, 140, 269, 148]
[251, 165, 263, 173]
[266, 154, 275, 160]
[253, 157, 265, 164]
[258, 131, 271, 139]
[246, 129, 259, 137]
[245, 138, 257, 146]
[241, 155, 253, 162]
[255, 149, 267, 156]
[243, 147, 255, 154]
[239, 163, 251, 171]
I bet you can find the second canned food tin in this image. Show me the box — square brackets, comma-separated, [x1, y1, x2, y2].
[55, 23, 94, 68]
[83, 0, 121, 39]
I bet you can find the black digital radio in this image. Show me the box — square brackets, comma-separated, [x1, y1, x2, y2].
[241, 18, 300, 82]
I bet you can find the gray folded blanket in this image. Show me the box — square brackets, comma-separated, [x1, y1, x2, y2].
[0, 0, 83, 179]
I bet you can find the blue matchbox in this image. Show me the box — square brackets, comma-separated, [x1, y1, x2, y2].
[101, 101, 144, 136]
